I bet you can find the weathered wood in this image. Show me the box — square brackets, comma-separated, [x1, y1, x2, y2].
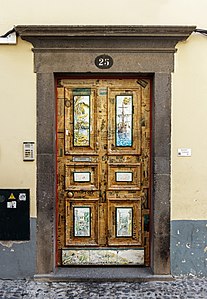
[57, 78, 151, 265]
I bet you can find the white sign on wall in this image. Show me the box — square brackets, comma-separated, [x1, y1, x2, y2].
[177, 148, 192, 157]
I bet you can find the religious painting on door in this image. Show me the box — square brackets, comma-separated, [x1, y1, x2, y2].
[56, 78, 151, 266]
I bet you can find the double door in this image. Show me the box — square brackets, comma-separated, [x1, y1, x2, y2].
[57, 78, 151, 266]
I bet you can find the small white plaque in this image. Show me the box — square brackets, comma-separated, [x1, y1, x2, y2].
[74, 172, 91, 182]
[7, 201, 17, 209]
[73, 157, 92, 162]
[177, 148, 192, 157]
[116, 172, 133, 182]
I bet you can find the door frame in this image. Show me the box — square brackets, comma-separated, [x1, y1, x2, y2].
[15, 25, 195, 277]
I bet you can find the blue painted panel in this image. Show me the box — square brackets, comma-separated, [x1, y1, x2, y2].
[171, 220, 207, 277]
[0, 218, 36, 279]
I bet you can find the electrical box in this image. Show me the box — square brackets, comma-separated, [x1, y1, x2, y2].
[0, 189, 30, 240]
[23, 142, 35, 161]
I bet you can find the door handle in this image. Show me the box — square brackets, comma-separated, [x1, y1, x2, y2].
[67, 191, 74, 198]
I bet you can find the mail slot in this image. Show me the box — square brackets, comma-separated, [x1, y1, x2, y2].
[0, 189, 30, 240]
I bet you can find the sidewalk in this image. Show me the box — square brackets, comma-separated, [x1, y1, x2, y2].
[0, 277, 207, 298]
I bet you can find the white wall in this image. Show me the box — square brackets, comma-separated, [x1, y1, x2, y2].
[0, 0, 207, 30]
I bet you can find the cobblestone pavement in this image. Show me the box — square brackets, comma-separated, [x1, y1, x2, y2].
[0, 278, 207, 298]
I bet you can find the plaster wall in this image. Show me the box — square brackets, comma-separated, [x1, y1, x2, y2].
[0, 39, 36, 217]
[171, 33, 207, 276]
[0, 0, 207, 29]
[172, 33, 207, 221]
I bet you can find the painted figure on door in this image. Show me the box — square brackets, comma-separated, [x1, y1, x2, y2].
[73, 95, 90, 146]
[116, 96, 133, 147]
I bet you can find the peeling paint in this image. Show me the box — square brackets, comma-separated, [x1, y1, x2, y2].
[0, 241, 28, 248]
[0, 241, 15, 248]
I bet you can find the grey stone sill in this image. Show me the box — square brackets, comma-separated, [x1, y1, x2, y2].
[34, 267, 173, 282]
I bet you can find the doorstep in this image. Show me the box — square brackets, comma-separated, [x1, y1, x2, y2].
[34, 267, 173, 282]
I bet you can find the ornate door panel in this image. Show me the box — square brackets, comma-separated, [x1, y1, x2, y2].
[56, 78, 151, 266]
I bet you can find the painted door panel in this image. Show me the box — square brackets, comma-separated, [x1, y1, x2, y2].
[57, 78, 151, 266]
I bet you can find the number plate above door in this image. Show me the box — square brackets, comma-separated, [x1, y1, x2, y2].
[95, 55, 113, 69]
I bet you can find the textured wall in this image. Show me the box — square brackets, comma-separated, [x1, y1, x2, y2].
[0, 218, 36, 279]
[171, 220, 207, 276]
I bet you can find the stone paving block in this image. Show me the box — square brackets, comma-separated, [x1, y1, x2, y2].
[0, 278, 207, 298]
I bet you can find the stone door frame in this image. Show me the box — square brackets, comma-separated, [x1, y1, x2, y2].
[15, 25, 195, 277]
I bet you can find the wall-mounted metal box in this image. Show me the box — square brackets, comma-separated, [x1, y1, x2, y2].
[0, 189, 30, 240]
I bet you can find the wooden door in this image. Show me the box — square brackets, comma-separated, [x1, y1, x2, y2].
[56, 78, 151, 266]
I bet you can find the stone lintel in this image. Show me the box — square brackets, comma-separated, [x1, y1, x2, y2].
[15, 25, 196, 52]
[15, 25, 196, 38]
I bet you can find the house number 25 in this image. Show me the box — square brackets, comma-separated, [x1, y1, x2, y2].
[95, 55, 113, 69]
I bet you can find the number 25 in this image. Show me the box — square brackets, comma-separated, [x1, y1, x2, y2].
[99, 58, 110, 66]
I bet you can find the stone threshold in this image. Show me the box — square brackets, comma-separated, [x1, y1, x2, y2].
[34, 267, 173, 282]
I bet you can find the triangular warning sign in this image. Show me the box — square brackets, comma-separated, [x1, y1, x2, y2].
[8, 193, 16, 200]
